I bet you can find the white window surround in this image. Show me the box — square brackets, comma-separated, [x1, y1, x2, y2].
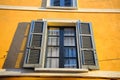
[35, 68, 88, 72]
[46, 0, 78, 9]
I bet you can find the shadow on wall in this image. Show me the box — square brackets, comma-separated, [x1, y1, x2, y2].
[3, 22, 30, 69]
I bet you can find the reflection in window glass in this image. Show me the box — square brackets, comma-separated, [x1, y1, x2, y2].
[64, 48, 76, 57]
[46, 58, 59, 68]
[64, 59, 77, 68]
[53, 0, 60, 6]
[49, 28, 59, 35]
[50, 0, 72, 7]
[64, 37, 75, 46]
[48, 37, 59, 46]
[64, 28, 75, 36]
[65, 0, 72, 6]
[47, 47, 59, 57]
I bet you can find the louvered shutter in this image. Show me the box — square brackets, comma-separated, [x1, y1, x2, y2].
[23, 21, 46, 68]
[77, 21, 99, 70]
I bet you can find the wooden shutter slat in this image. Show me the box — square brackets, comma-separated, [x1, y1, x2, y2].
[82, 50, 95, 65]
[31, 35, 42, 47]
[82, 36, 93, 48]
[28, 49, 40, 64]
[81, 23, 91, 34]
[34, 22, 43, 33]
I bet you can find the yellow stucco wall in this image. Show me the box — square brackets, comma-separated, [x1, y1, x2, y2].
[0, 10, 120, 71]
[0, 0, 120, 9]
[0, 0, 120, 80]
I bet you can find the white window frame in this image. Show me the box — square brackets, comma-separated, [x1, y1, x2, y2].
[46, 0, 78, 9]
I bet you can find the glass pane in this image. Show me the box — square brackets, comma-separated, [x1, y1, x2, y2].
[47, 47, 59, 57]
[49, 28, 59, 35]
[46, 58, 59, 68]
[31, 35, 42, 47]
[64, 0, 72, 6]
[64, 37, 75, 46]
[80, 23, 91, 34]
[64, 59, 77, 68]
[82, 50, 95, 65]
[28, 49, 40, 64]
[64, 47, 76, 57]
[48, 37, 59, 46]
[34, 22, 43, 33]
[64, 28, 75, 36]
[81, 36, 93, 48]
[53, 0, 60, 6]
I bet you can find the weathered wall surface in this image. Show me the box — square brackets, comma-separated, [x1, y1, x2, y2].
[0, 10, 120, 71]
[0, 0, 120, 79]
[0, 0, 120, 8]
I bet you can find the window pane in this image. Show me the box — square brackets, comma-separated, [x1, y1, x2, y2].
[34, 22, 43, 33]
[27, 49, 40, 64]
[82, 50, 95, 65]
[64, 59, 77, 68]
[64, 28, 75, 36]
[53, 0, 60, 6]
[49, 28, 59, 35]
[80, 23, 91, 34]
[31, 35, 42, 47]
[46, 27, 78, 68]
[64, 47, 76, 57]
[64, 0, 72, 6]
[46, 58, 59, 68]
[47, 47, 59, 57]
[64, 37, 75, 46]
[81, 36, 93, 48]
[48, 37, 59, 46]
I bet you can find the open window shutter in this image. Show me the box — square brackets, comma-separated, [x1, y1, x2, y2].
[77, 21, 99, 70]
[23, 21, 46, 68]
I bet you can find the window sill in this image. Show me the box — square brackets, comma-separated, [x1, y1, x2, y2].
[0, 69, 119, 79]
[46, 6, 77, 10]
[35, 68, 88, 73]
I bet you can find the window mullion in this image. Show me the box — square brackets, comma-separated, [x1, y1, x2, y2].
[61, 0, 65, 6]
[59, 28, 64, 68]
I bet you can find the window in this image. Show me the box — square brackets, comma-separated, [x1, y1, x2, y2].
[23, 20, 99, 71]
[46, 0, 77, 9]
[45, 27, 78, 68]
